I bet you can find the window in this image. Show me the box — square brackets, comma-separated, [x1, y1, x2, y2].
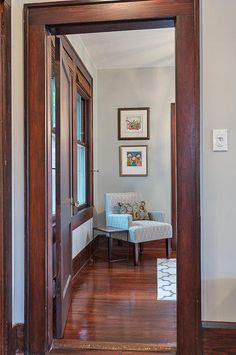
[51, 37, 93, 227]
[51, 77, 56, 217]
[64, 41, 93, 220]
[74, 89, 87, 210]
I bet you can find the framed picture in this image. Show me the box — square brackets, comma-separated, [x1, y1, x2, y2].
[119, 145, 148, 177]
[118, 107, 150, 140]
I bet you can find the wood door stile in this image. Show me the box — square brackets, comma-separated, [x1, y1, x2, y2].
[55, 38, 73, 338]
[0, 0, 12, 354]
[171, 103, 177, 251]
[24, 1, 200, 354]
[176, 13, 201, 354]
[62, 35, 94, 228]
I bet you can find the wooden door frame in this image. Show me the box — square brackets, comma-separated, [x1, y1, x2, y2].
[171, 103, 177, 251]
[0, 0, 12, 354]
[24, 1, 201, 354]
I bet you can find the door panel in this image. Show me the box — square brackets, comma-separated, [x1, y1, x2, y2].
[55, 37, 72, 338]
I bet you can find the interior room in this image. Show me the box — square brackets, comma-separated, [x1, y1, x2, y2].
[2, 1, 235, 354]
[50, 27, 177, 350]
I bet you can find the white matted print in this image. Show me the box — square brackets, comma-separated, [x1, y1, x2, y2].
[118, 107, 150, 140]
[119, 145, 148, 176]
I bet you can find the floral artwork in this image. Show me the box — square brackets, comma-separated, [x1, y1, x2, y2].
[118, 108, 150, 140]
[125, 115, 143, 132]
[127, 151, 142, 167]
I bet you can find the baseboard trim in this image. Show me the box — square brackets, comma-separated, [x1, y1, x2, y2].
[12, 323, 24, 353]
[72, 238, 98, 285]
[202, 321, 236, 329]
[202, 321, 236, 354]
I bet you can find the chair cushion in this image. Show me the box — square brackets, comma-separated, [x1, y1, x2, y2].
[129, 220, 172, 243]
[118, 201, 149, 220]
[105, 192, 143, 220]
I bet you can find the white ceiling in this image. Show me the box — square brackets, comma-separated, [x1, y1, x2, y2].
[77, 28, 175, 69]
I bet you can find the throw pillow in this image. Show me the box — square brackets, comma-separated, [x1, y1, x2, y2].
[118, 201, 149, 220]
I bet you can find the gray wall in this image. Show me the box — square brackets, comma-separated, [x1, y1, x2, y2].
[96, 67, 175, 224]
[201, 0, 236, 321]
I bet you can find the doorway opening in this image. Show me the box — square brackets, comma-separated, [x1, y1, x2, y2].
[24, 2, 201, 354]
[50, 28, 177, 351]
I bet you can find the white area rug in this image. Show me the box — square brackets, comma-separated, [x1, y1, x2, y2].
[157, 258, 176, 301]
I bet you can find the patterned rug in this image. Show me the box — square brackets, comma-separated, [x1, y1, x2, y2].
[157, 258, 176, 301]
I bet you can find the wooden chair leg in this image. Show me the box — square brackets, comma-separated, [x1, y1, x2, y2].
[139, 242, 143, 254]
[108, 236, 113, 261]
[165, 238, 171, 259]
[133, 243, 140, 266]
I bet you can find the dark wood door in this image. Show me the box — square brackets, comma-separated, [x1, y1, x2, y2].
[55, 37, 72, 338]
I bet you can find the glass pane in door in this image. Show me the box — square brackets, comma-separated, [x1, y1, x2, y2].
[52, 132, 56, 216]
[77, 144, 86, 206]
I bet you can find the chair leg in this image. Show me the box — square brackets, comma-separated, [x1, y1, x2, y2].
[133, 243, 140, 266]
[108, 236, 113, 261]
[139, 242, 143, 254]
[165, 238, 171, 259]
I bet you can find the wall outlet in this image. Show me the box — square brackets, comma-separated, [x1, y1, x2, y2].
[213, 129, 228, 152]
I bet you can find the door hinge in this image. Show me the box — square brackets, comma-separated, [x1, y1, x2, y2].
[53, 279, 60, 298]
[53, 279, 56, 298]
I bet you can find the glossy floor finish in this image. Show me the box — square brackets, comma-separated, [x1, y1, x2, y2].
[62, 246, 176, 349]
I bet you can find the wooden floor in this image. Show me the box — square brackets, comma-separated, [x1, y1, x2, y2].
[53, 245, 176, 354]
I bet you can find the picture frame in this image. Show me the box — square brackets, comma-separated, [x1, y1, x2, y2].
[118, 107, 150, 140]
[119, 145, 148, 177]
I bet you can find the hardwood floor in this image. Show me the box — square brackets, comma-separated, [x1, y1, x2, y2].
[56, 243, 176, 353]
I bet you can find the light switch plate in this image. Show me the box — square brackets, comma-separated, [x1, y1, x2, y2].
[213, 129, 228, 151]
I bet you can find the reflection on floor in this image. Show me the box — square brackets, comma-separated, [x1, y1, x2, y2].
[63, 244, 176, 348]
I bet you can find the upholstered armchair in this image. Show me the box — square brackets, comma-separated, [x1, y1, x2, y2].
[105, 192, 172, 265]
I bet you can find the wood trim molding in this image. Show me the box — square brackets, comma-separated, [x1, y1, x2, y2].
[72, 206, 93, 230]
[171, 103, 177, 251]
[72, 238, 98, 285]
[27, 1, 193, 25]
[62, 36, 92, 86]
[176, 11, 201, 354]
[24, 1, 200, 354]
[202, 322, 236, 354]
[12, 324, 25, 354]
[0, 1, 12, 354]
[202, 321, 236, 329]
[63, 35, 94, 220]
[52, 18, 175, 36]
